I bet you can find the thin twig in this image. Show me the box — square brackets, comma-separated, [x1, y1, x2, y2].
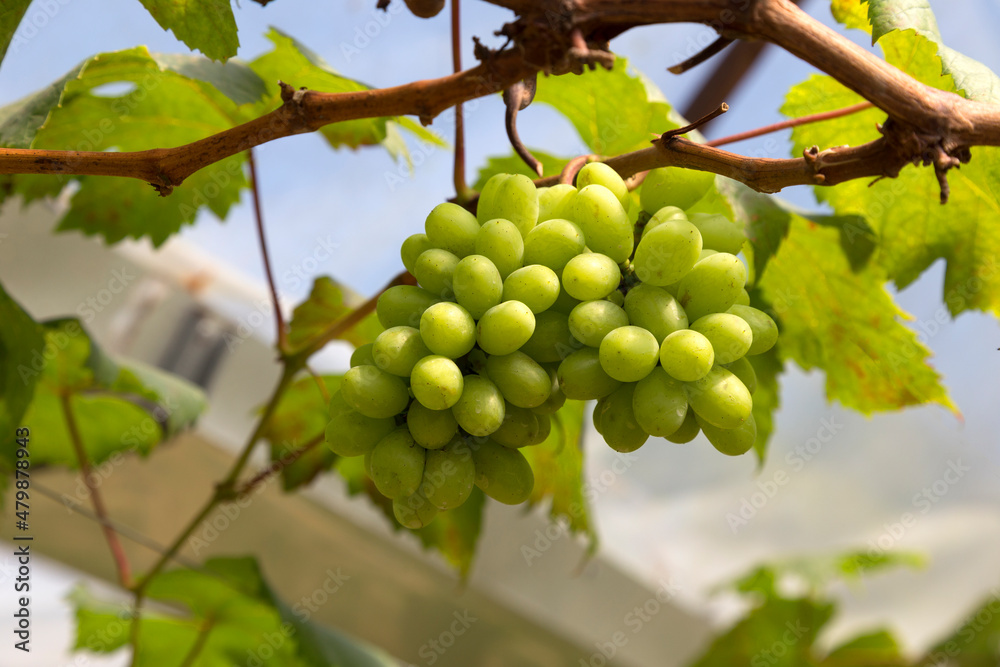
[248, 149, 286, 351]
[179, 617, 216, 667]
[306, 364, 331, 402]
[451, 0, 470, 201]
[659, 103, 729, 141]
[707, 101, 875, 147]
[237, 432, 326, 498]
[61, 394, 133, 589]
[668, 36, 734, 74]
[504, 78, 543, 176]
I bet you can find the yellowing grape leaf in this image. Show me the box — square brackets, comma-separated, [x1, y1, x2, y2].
[782, 29, 1000, 316]
[756, 214, 954, 414]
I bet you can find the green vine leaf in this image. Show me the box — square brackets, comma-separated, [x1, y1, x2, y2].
[135, 0, 239, 62]
[473, 150, 571, 189]
[0, 0, 30, 67]
[286, 277, 384, 355]
[72, 556, 398, 666]
[259, 374, 342, 491]
[15, 319, 206, 468]
[0, 280, 44, 478]
[746, 344, 782, 465]
[783, 29, 1000, 317]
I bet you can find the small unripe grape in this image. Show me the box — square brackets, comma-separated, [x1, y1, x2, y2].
[530, 367, 565, 415]
[568, 300, 629, 348]
[641, 206, 687, 239]
[576, 162, 629, 209]
[689, 313, 752, 365]
[562, 253, 621, 301]
[675, 253, 747, 321]
[453, 255, 503, 319]
[593, 384, 648, 453]
[341, 365, 410, 418]
[640, 167, 715, 214]
[476, 301, 535, 355]
[519, 310, 577, 363]
[490, 403, 540, 448]
[685, 366, 752, 429]
[659, 329, 714, 382]
[326, 401, 396, 457]
[537, 184, 577, 222]
[569, 184, 634, 263]
[420, 302, 476, 359]
[393, 489, 439, 528]
[557, 347, 622, 400]
[477, 173, 538, 236]
[633, 368, 688, 437]
[523, 219, 585, 273]
[369, 428, 426, 499]
[376, 285, 441, 329]
[373, 326, 432, 376]
[406, 401, 459, 449]
[502, 265, 560, 314]
[665, 408, 700, 444]
[425, 202, 480, 257]
[623, 283, 688, 344]
[688, 212, 746, 255]
[421, 438, 476, 510]
[728, 304, 779, 356]
[485, 351, 551, 409]
[411, 355, 464, 411]
[697, 413, 756, 456]
[599, 326, 659, 383]
[452, 375, 505, 436]
[476, 218, 524, 279]
[413, 248, 459, 297]
[632, 219, 702, 286]
[401, 233, 434, 274]
[350, 343, 376, 367]
[722, 356, 757, 395]
[471, 439, 534, 504]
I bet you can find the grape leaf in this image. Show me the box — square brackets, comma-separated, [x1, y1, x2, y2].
[15, 319, 205, 468]
[0, 0, 30, 67]
[730, 550, 926, 597]
[866, 0, 1000, 103]
[0, 281, 43, 457]
[533, 58, 680, 156]
[72, 557, 399, 666]
[135, 0, 239, 62]
[917, 592, 1000, 666]
[522, 401, 595, 549]
[756, 214, 955, 414]
[747, 344, 782, 465]
[822, 630, 907, 666]
[259, 374, 341, 491]
[286, 277, 384, 356]
[830, 0, 870, 31]
[783, 31, 1000, 317]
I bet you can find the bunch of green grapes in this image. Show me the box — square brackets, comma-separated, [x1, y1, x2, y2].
[325, 164, 776, 529]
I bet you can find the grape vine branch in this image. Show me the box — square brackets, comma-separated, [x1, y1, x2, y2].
[0, 0, 997, 202]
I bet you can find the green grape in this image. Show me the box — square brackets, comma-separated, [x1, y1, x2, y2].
[533, 412, 552, 444]
[675, 253, 747, 321]
[490, 403, 540, 448]
[522, 219, 586, 272]
[685, 366, 752, 429]
[326, 406, 396, 457]
[593, 384, 648, 453]
[477, 173, 538, 235]
[623, 283, 688, 344]
[475, 218, 524, 279]
[350, 343, 376, 367]
[641, 206, 687, 239]
[688, 212, 746, 255]
[697, 413, 756, 457]
[421, 438, 476, 510]
[519, 311, 577, 363]
[376, 285, 442, 329]
[419, 302, 476, 359]
[476, 300, 536, 355]
[639, 167, 715, 214]
[576, 162, 629, 208]
[632, 367, 688, 437]
[425, 202, 480, 257]
[562, 253, 622, 301]
[537, 184, 577, 222]
[735, 289, 751, 306]
[401, 232, 435, 275]
[599, 326, 659, 383]
[406, 400, 459, 449]
[341, 365, 410, 418]
[569, 184, 634, 263]
[363, 447, 374, 478]
[659, 329, 714, 382]
[410, 355, 464, 410]
[373, 326, 432, 376]
[393, 489, 439, 528]
[722, 357, 757, 395]
[369, 428, 426, 499]
[727, 304, 779, 355]
[471, 439, 534, 504]
[453, 254, 503, 319]
[502, 265, 560, 314]
[568, 300, 629, 347]
[549, 283, 582, 315]
[689, 313, 752, 365]
[530, 367, 565, 415]
[558, 347, 622, 400]
[452, 375, 505, 436]
[485, 351, 551, 409]
[328, 389, 351, 420]
[606, 289, 625, 307]
[632, 219, 703, 286]
[698, 249, 718, 261]
[665, 407, 700, 444]
[413, 248, 459, 297]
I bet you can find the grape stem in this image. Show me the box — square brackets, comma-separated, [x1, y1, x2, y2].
[248, 149, 287, 352]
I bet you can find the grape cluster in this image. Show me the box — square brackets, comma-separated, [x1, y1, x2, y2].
[325, 164, 776, 528]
